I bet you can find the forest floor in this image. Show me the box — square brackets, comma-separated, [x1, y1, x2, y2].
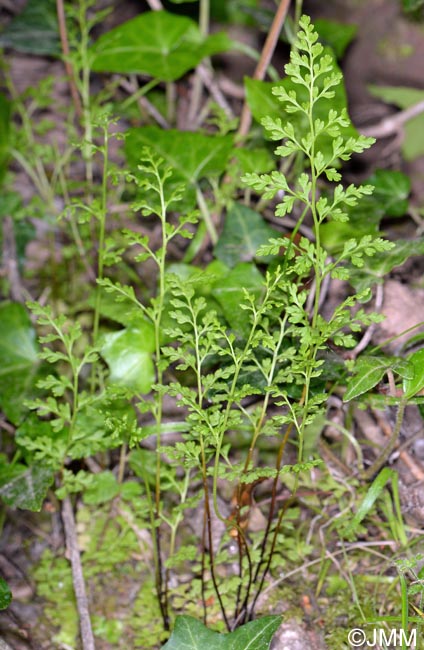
[1, 0, 424, 649]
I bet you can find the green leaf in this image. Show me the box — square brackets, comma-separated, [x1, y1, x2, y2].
[314, 19, 357, 58]
[344, 357, 389, 401]
[0, 577, 12, 610]
[0, 0, 59, 55]
[244, 78, 282, 124]
[162, 615, 281, 650]
[125, 127, 233, 187]
[402, 0, 424, 11]
[0, 464, 54, 511]
[349, 238, 424, 292]
[233, 147, 275, 175]
[368, 85, 424, 160]
[0, 302, 40, 424]
[211, 263, 264, 332]
[342, 468, 394, 538]
[403, 349, 424, 398]
[0, 92, 11, 183]
[0, 303, 39, 372]
[244, 49, 357, 153]
[368, 169, 410, 217]
[83, 471, 120, 505]
[101, 324, 155, 394]
[90, 11, 232, 81]
[214, 204, 278, 267]
[320, 169, 411, 253]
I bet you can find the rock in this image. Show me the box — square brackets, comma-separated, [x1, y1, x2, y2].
[271, 620, 327, 650]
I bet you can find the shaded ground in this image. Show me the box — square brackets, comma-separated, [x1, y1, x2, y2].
[1, 0, 424, 648]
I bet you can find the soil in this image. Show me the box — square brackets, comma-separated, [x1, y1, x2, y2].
[1, 1, 424, 649]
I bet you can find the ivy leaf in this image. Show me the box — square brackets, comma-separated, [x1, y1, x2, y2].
[161, 615, 281, 650]
[349, 238, 424, 292]
[0, 0, 59, 55]
[244, 78, 282, 123]
[211, 263, 264, 333]
[0, 464, 54, 511]
[403, 349, 424, 398]
[368, 169, 410, 217]
[402, 0, 424, 11]
[320, 170, 411, 253]
[101, 324, 155, 394]
[233, 147, 275, 175]
[314, 18, 357, 58]
[344, 357, 389, 401]
[214, 204, 278, 267]
[244, 48, 357, 156]
[90, 11, 232, 81]
[125, 127, 233, 209]
[0, 302, 40, 424]
[0, 577, 12, 610]
[125, 127, 233, 186]
[0, 92, 10, 183]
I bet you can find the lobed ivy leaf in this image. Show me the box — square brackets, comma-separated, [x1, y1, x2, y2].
[402, 0, 424, 11]
[211, 263, 264, 333]
[233, 147, 275, 175]
[90, 11, 232, 81]
[0, 464, 54, 511]
[0, 577, 12, 610]
[161, 615, 281, 650]
[314, 18, 357, 59]
[0, 0, 60, 56]
[101, 324, 155, 394]
[0, 302, 40, 424]
[320, 169, 411, 253]
[349, 238, 424, 292]
[214, 203, 278, 267]
[0, 92, 10, 183]
[368, 169, 410, 217]
[244, 47, 357, 158]
[125, 127, 233, 186]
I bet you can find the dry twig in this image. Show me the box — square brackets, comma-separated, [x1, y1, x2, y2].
[62, 497, 95, 650]
[119, 78, 170, 129]
[237, 0, 292, 141]
[360, 100, 424, 138]
[145, 0, 163, 9]
[56, 0, 83, 119]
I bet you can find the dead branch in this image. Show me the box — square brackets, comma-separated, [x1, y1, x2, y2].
[56, 0, 83, 119]
[61, 497, 95, 650]
[237, 0, 292, 141]
[360, 100, 424, 138]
